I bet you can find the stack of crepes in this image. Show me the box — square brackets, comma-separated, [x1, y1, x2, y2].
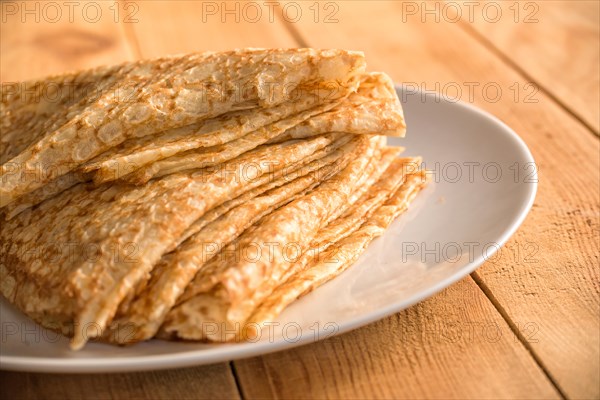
[0, 49, 428, 350]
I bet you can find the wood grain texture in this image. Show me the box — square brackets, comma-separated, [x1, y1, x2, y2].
[258, 1, 600, 398]
[234, 278, 560, 400]
[462, 0, 600, 133]
[127, 0, 296, 58]
[0, 363, 240, 400]
[0, 0, 134, 82]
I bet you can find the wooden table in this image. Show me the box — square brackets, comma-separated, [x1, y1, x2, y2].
[1, 1, 598, 398]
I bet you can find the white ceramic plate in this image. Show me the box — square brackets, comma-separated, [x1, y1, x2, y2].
[0, 86, 537, 373]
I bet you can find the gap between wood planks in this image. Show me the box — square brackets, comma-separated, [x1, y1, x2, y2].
[275, 13, 590, 400]
[118, 0, 143, 59]
[457, 21, 600, 139]
[470, 272, 568, 400]
[230, 361, 247, 400]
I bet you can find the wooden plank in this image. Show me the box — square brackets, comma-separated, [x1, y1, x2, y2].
[0, 0, 133, 81]
[0, 364, 240, 400]
[231, 2, 599, 398]
[234, 278, 560, 399]
[127, 0, 297, 57]
[461, 0, 600, 133]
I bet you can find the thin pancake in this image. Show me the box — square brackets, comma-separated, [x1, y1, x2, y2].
[81, 71, 403, 183]
[174, 136, 385, 305]
[2, 170, 90, 220]
[267, 72, 405, 143]
[247, 171, 429, 336]
[173, 134, 354, 249]
[81, 92, 342, 184]
[225, 158, 422, 331]
[0, 133, 342, 349]
[111, 134, 354, 324]
[118, 97, 347, 185]
[160, 157, 421, 341]
[1, 49, 366, 207]
[159, 137, 393, 340]
[1, 63, 127, 163]
[159, 169, 425, 341]
[106, 140, 354, 343]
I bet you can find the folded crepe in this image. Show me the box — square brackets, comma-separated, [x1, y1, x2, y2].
[1, 63, 126, 164]
[246, 171, 430, 337]
[173, 134, 355, 250]
[0, 69, 406, 219]
[1, 133, 346, 350]
[158, 136, 384, 339]
[105, 135, 361, 343]
[1, 49, 367, 207]
[160, 160, 427, 341]
[81, 93, 335, 184]
[268, 72, 406, 143]
[1, 98, 343, 219]
[119, 97, 346, 185]
[82, 71, 405, 185]
[0, 49, 429, 350]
